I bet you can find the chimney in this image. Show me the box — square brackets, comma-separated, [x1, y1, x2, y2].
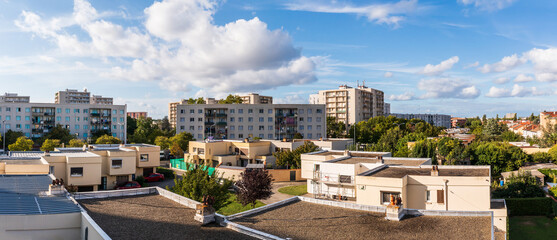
[244, 138, 249, 143]
[82, 144, 87, 151]
[378, 156, 383, 164]
[431, 165, 439, 176]
[344, 150, 351, 157]
[282, 137, 287, 142]
[319, 137, 323, 141]
[44, 150, 50, 157]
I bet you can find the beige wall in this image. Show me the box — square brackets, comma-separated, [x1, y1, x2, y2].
[522, 147, 551, 154]
[106, 151, 136, 176]
[0, 161, 49, 175]
[0, 212, 81, 240]
[65, 156, 102, 186]
[355, 176, 405, 206]
[214, 167, 302, 182]
[131, 146, 161, 168]
[81, 212, 109, 240]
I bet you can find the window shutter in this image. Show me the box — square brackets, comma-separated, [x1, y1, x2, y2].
[437, 190, 444, 203]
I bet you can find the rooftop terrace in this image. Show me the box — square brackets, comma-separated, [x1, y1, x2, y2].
[365, 166, 490, 178]
[232, 200, 492, 240]
[78, 194, 253, 240]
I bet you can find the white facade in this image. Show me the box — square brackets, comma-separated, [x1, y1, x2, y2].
[0, 102, 126, 141]
[390, 113, 451, 129]
[314, 84, 385, 125]
[175, 104, 326, 140]
[0, 93, 30, 103]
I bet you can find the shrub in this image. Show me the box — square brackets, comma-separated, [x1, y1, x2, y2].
[156, 167, 175, 179]
[235, 169, 273, 207]
[170, 166, 232, 210]
[549, 187, 557, 198]
[505, 197, 554, 216]
[135, 176, 148, 187]
[492, 172, 545, 198]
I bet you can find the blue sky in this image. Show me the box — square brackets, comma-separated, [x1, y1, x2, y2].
[1, 0, 556, 118]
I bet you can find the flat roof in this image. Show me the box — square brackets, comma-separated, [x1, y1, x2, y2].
[365, 166, 490, 178]
[310, 151, 390, 157]
[0, 159, 44, 165]
[49, 152, 100, 157]
[78, 195, 253, 240]
[8, 151, 45, 159]
[0, 175, 81, 215]
[232, 201, 491, 240]
[333, 157, 428, 166]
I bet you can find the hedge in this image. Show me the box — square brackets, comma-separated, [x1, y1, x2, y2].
[156, 167, 176, 179]
[505, 197, 554, 216]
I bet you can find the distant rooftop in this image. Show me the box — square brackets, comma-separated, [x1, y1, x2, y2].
[364, 166, 490, 178]
[7, 151, 45, 159]
[310, 150, 390, 157]
[0, 175, 81, 215]
[333, 157, 429, 166]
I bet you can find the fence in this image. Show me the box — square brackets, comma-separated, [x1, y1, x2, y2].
[170, 158, 216, 175]
[72, 187, 157, 200]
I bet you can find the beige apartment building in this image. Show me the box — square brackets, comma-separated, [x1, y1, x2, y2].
[239, 93, 273, 104]
[540, 111, 557, 129]
[301, 150, 507, 232]
[0, 93, 30, 103]
[175, 103, 326, 140]
[312, 84, 384, 126]
[0, 90, 126, 141]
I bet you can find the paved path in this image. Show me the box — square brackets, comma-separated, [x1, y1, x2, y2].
[261, 181, 307, 204]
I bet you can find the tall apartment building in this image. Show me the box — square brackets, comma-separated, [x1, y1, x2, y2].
[127, 112, 148, 119]
[384, 103, 390, 116]
[390, 113, 451, 129]
[239, 93, 273, 104]
[0, 91, 126, 141]
[55, 89, 113, 105]
[313, 84, 384, 125]
[0, 93, 30, 103]
[175, 103, 326, 140]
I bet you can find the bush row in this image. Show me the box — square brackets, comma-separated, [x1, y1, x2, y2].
[156, 167, 176, 179]
[505, 197, 554, 216]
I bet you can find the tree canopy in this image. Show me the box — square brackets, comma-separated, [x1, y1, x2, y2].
[95, 135, 121, 144]
[8, 136, 34, 151]
[170, 166, 232, 210]
[492, 172, 545, 198]
[218, 94, 243, 104]
[68, 139, 85, 147]
[235, 169, 273, 207]
[40, 139, 61, 151]
[273, 141, 319, 169]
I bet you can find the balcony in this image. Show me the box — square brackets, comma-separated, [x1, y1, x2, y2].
[216, 122, 227, 126]
[216, 113, 227, 118]
[204, 122, 215, 125]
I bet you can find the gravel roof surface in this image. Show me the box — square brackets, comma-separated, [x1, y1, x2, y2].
[78, 194, 253, 240]
[233, 201, 492, 240]
[367, 167, 490, 178]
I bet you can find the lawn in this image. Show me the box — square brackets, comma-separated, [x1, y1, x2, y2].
[278, 184, 307, 196]
[217, 194, 265, 216]
[509, 216, 557, 239]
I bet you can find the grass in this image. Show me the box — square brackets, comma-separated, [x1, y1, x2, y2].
[217, 194, 265, 216]
[278, 184, 307, 196]
[509, 216, 557, 239]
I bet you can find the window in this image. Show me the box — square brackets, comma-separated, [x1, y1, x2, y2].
[83, 133, 88, 138]
[230, 134, 235, 139]
[25, 116, 30, 121]
[140, 154, 149, 162]
[437, 190, 444, 204]
[180, 109, 185, 114]
[238, 117, 243, 122]
[248, 126, 253, 130]
[259, 134, 264, 138]
[259, 117, 264, 122]
[381, 192, 400, 205]
[299, 109, 304, 114]
[75, 125, 80, 130]
[56, 116, 61, 121]
[299, 125, 304, 130]
[307, 133, 312, 139]
[299, 117, 304, 122]
[198, 118, 203, 122]
[308, 117, 312, 122]
[268, 109, 272, 114]
[120, 110, 124, 114]
[180, 117, 185, 122]
[248, 117, 253, 122]
[5, 107, 10, 112]
[339, 175, 351, 183]
[65, 108, 70, 113]
[198, 148, 205, 154]
[308, 109, 312, 114]
[238, 109, 244, 114]
[180, 126, 185, 130]
[120, 117, 124, 122]
[74, 109, 80, 113]
[190, 109, 195, 114]
[229, 109, 235, 114]
[259, 126, 264, 130]
[25, 124, 30, 129]
[317, 117, 322, 122]
[6, 116, 10, 121]
[198, 126, 202, 130]
[248, 109, 253, 114]
[268, 126, 273, 130]
[198, 109, 203, 114]
[426, 190, 431, 202]
[268, 117, 273, 122]
[112, 125, 117, 130]
[189, 126, 195, 130]
[239, 134, 244, 138]
[268, 134, 273, 139]
[190, 118, 195, 122]
[84, 125, 89, 129]
[317, 133, 322, 138]
[5, 124, 10, 129]
[16, 116, 21, 121]
[65, 117, 70, 122]
[238, 126, 244, 130]
[25, 108, 30, 112]
[259, 109, 264, 113]
[198, 134, 202, 139]
[70, 167, 83, 177]
[230, 117, 235, 122]
[113, 110, 117, 114]
[16, 107, 21, 112]
[111, 159, 123, 168]
[308, 125, 313, 130]
[84, 109, 89, 113]
[317, 125, 321, 130]
[16, 124, 21, 129]
[230, 126, 235, 131]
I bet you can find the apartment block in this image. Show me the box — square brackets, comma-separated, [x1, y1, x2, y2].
[0, 93, 30, 103]
[540, 111, 557, 129]
[127, 111, 148, 119]
[175, 103, 326, 140]
[451, 117, 466, 128]
[390, 113, 451, 129]
[313, 84, 385, 125]
[239, 93, 273, 104]
[383, 102, 390, 116]
[0, 91, 126, 141]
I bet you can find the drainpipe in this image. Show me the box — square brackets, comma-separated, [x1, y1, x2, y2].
[444, 179, 449, 211]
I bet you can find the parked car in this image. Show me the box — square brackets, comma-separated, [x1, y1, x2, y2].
[144, 173, 165, 182]
[116, 181, 141, 190]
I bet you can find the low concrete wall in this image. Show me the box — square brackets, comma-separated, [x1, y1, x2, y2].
[81, 211, 111, 240]
[0, 212, 82, 240]
[299, 196, 387, 213]
[72, 187, 157, 200]
[155, 187, 200, 209]
[228, 197, 300, 221]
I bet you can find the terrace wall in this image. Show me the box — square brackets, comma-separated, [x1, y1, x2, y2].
[0, 212, 81, 240]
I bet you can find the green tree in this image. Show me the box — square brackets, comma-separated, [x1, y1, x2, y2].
[273, 142, 319, 169]
[539, 123, 557, 147]
[95, 135, 121, 144]
[483, 119, 504, 137]
[1, 130, 24, 148]
[68, 139, 85, 147]
[218, 94, 243, 104]
[468, 142, 529, 176]
[160, 116, 172, 131]
[327, 117, 346, 138]
[236, 169, 273, 207]
[482, 114, 487, 123]
[126, 116, 137, 137]
[549, 144, 557, 161]
[129, 117, 163, 144]
[186, 97, 205, 104]
[155, 136, 171, 150]
[492, 172, 545, 198]
[170, 132, 195, 152]
[170, 166, 232, 210]
[41, 124, 75, 144]
[531, 152, 553, 163]
[500, 131, 523, 142]
[8, 136, 34, 151]
[293, 132, 303, 139]
[40, 139, 61, 151]
[409, 139, 438, 164]
[170, 142, 184, 158]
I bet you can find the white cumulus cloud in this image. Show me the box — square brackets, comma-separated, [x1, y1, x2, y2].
[513, 74, 534, 83]
[388, 92, 415, 101]
[384, 72, 393, 78]
[417, 77, 480, 99]
[15, 0, 317, 95]
[486, 84, 549, 98]
[458, 0, 517, 11]
[493, 77, 510, 84]
[421, 56, 459, 75]
[478, 54, 525, 73]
